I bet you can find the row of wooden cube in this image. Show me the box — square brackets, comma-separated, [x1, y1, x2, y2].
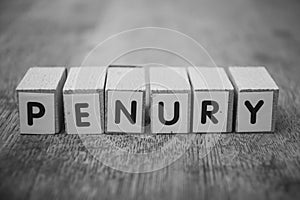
[16, 66, 279, 134]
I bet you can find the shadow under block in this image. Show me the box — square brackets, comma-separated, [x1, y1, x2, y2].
[63, 67, 107, 134]
[228, 66, 279, 132]
[105, 67, 146, 133]
[188, 67, 234, 133]
[16, 67, 67, 134]
[149, 67, 191, 133]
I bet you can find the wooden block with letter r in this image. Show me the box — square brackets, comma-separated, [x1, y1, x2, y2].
[188, 67, 234, 133]
[228, 66, 279, 132]
[16, 67, 67, 134]
[105, 67, 146, 133]
[149, 66, 191, 133]
[63, 67, 107, 134]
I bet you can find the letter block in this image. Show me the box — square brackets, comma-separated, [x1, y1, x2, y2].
[188, 67, 234, 133]
[149, 66, 191, 133]
[228, 67, 279, 132]
[16, 67, 67, 134]
[63, 67, 107, 134]
[105, 67, 146, 133]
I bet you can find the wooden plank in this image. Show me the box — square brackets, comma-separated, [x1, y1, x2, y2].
[63, 67, 107, 134]
[16, 67, 67, 134]
[1, 0, 300, 200]
[105, 67, 146, 133]
[188, 67, 234, 133]
[228, 66, 279, 132]
[149, 66, 191, 133]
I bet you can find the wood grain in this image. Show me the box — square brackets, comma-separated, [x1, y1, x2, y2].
[0, 0, 300, 199]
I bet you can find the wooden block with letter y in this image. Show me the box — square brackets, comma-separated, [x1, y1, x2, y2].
[63, 67, 107, 134]
[188, 67, 234, 133]
[16, 67, 67, 134]
[228, 66, 279, 132]
[149, 66, 191, 133]
[105, 67, 146, 133]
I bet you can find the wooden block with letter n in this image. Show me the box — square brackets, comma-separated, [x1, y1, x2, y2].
[228, 66, 279, 132]
[149, 66, 191, 133]
[63, 67, 107, 134]
[16, 67, 67, 134]
[105, 67, 146, 133]
[188, 67, 234, 133]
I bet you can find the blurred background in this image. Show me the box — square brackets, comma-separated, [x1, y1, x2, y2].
[1, 0, 300, 82]
[1, 0, 300, 199]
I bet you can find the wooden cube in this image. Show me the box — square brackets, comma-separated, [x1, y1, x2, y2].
[105, 67, 146, 133]
[63, 67, 107, 134]
[228, 66, 279, 132]
[16, 67, 67, 134]
[149, 66, 191, 133]
[188, 67, 234, 133]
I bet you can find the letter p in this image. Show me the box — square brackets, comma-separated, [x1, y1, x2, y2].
[27, 102, 46, 126]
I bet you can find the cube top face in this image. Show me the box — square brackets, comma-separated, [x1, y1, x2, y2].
[63, 67, 106, 134]
[228, 66, 279, 92]
[105, 67, 146, 134]
[149, 67, 190, 93]
[16, 67, 67, 134]
[228, 67, 279, 132]
[106, 67, 146, 91]
[188, 67, 234, 133]
[149, 67, 191, 133]
[16, 67, 66, 93]
[63, 67, 107, 94]
[188, 67, 234, 91]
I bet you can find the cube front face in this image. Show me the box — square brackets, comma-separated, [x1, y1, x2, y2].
[64, 93, 102, 134]
[236, 91, 274, 132]
[18, 92, 55, 134]
[151, 93, 190, 133]
[106, 91, 144, 133]
[193, 91, 230, 133]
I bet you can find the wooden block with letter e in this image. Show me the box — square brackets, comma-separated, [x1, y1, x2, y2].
[149, 66, 191, 133]
[188, 67, 234, 133]
[16, 67, 67, 134]
[228, 66, 279, 132]
[63, 67, 107, 134]
[105, 67, 146, 133]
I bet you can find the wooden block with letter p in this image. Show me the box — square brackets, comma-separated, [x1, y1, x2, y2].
[228, 66, 279, 132]
[105, 67, 146, 133]
[188, 67, 234, 133]
[16, 67, 67, 134]
[63, 67, 107, 134]
[149, 66, 191, 133]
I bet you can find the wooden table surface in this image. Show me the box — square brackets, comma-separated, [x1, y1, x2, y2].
[0, 0, 300, 199]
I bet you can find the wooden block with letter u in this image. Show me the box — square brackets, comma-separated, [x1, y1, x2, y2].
[188, 67, 234, 133]
[228, 66, 279, 132]
[149, 66, 191, 133]
[63, 67, 107, 134]
[16, 67, 67, 134]
[105, 67, 146, 133]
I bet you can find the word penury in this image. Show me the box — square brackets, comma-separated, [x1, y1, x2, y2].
[16, 66, 279, 134]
